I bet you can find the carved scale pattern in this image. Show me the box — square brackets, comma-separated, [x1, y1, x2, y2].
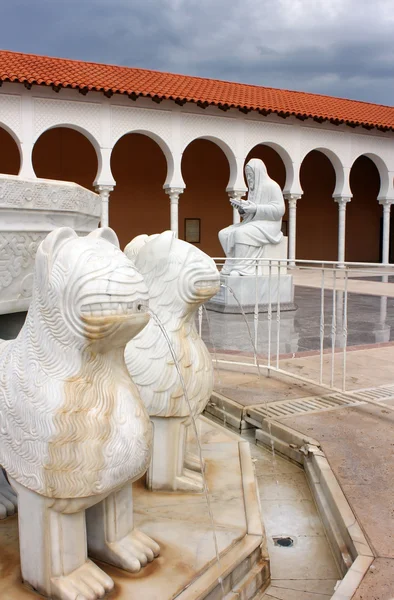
[349, 132, 393, 165]
[181, 112, 236, 152]
[0, 94, 21, 138]
[110, 105, 172, 147]
[125, 233, 218, 418]
[244, 119, 297, 159]
[34, 98, 102, 144]
[299, 126, 349, 163]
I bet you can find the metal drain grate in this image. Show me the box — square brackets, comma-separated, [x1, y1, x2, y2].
[245, 383, 394, 425]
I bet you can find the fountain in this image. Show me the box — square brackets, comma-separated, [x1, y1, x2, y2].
[0, 227, 269, 599]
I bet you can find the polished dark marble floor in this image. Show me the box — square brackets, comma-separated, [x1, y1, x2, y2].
[200, 286, 394, 356]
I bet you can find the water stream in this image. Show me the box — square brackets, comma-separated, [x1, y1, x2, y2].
[201, 305, 227, 429]
[220, 283, 259, 371]
[217, 283, 279, 484]
[148, 309, 226, 597]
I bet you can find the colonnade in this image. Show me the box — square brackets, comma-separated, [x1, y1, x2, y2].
[0, 117, 393, 265]
[95, 175, 393, 266]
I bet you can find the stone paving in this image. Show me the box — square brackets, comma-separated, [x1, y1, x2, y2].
[213, 349, 394, 600]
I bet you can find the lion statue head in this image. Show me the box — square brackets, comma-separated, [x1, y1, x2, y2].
[32, 226, 150, 354]
[124, 231, 220, 321]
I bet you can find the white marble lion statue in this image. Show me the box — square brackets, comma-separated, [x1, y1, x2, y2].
[124, 231, 220, 492]
[0, 227, 159, 600]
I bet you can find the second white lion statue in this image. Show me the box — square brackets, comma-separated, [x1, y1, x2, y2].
[124, 231, 220, 492]
[0, 227, 159, 600]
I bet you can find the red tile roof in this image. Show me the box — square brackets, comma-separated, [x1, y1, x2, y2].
[1, 49, 393, 131]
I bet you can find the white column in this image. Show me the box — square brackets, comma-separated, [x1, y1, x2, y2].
[228, 191, 245, 224]
[19, 94, 36, 178]
[95, 185, 114, 228]
[335, 197, 351, 268]
[165, 188, 183, 238]
[285, 194, 301, 268]
[380, 200, 392, 264]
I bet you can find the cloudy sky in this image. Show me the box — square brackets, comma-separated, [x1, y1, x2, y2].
[2, 0, 394, 105]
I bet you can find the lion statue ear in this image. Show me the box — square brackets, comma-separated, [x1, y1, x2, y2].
[35, 227, 77, 287]
[88, 227, 120, 248]
[134, 230, 175, 273]
[124, 234, 150, 263]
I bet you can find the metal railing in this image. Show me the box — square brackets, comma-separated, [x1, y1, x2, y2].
[199, 257, 394, 403]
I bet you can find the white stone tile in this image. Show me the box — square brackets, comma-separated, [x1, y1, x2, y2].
[257, 472, 313, 501]
[250, 447, 303, 476]
[261, 500, 326, 537]
[267, 535, 340, 580]
[271, 579, 338, 594]
[264, 584, 336, 599]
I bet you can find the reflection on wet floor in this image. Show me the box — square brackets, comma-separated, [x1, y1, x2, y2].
[200, 286, 394, 356]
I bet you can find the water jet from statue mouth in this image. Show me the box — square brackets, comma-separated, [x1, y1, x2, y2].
[81, 299, 148, 318]
[194, 278, 220, 292]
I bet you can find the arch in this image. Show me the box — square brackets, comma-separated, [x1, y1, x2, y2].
[110, 132, 169, 248]
[245, 141, 295, 193]
[111, 129, 175, 188]
[34, 123, 101, 157]
[298, 149, 338, 260]
[32, 126, 99, 190]
[347, 155, 381, 262]
[0, 124, 21, 175]
[182, 136, 237, 190]
[0, 122, 22, 151]
[351, 152, 389, 200]
[245, 143, 288, 189]
[181, 138, 232, 256]
[302, 147, 347, 197]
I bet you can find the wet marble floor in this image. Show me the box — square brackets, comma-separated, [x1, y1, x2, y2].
[242, 430, 340, 600]
[201, 285, 394, 357]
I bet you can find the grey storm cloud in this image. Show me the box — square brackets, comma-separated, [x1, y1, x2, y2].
[1, 0, 393, 105]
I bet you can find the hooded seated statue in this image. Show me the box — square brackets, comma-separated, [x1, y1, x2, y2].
[219, 158, 285, 276]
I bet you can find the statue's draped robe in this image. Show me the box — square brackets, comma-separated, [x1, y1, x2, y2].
[220, 159, 285, 275]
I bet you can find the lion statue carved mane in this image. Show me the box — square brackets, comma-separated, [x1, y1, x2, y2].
[124, 231, 220, 492]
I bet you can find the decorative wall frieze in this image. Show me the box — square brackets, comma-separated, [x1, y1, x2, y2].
[0, 175, 100, 217]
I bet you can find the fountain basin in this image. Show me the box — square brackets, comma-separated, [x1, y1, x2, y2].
[0, 417, 269, 599]
[207, 274, 296, 314]
[0, 174, 100, 315]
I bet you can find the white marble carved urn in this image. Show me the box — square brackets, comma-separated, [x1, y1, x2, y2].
[0, 174, 101, 315]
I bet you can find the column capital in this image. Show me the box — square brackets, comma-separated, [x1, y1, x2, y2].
[165, 187, 184, 195]
[165, 187, 184, 203]
[284, 194, 302, 208]
[334, 196, 351, 206]
[284, 193, 302, 201]
[228, 190, 246, 200]
[378, 197, 394, 207]
[95, 184, 114, 197]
